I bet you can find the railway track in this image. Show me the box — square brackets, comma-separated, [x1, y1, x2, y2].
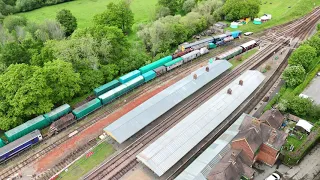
[84, 7, 320, 180]
[0, 30, 246, 180]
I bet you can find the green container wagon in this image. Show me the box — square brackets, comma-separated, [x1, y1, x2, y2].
[208, 43, 217, 49]
[72, 98, 102, 119]
[164, 57, 183, 67]
[94, 80, 121, 96]
[125, 76, 144, 91]
[5, 115, 49, 142]
[119, 70, 141, 84]
[112, 84, 128, 98]
[98, 90, 116, 105]
[142, 71, 156, 82]
[44, 104, 72, 123]
[139, 56, 173, 74]
[0, 138, 4, 148]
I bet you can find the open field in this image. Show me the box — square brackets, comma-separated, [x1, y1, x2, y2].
[58, 141, 114, 180]
[227, 0, 320, 33]
[18, 0, 157, 29]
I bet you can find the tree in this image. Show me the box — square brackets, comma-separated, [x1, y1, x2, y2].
[306, 36, 320, 56]
[282, 65, 306, 87]
[0, 42, 31, 66]
[15, 0, 43, 12]
[223, 0, 260, 21]
[182, 0, 196, 14]
[155, 5, 171, 20]
[78, 69, 104, 94]
[288, 45, 317, 72]
[3, 15, 27, 32]
[100, 64, 119, 82]
[93, 1, 134, 33]
[286, 96, 313, 117]
[56, 9, 77, 36]
[158, 0, 185, 14]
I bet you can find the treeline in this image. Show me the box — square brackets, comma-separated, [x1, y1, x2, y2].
[0, 1, 150, 130]
[0, 0, 71, 16]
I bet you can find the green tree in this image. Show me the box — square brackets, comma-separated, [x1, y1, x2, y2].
[100, 64, 119, 82]
[158, 0, 185, 14]
[3, 15, 27, 32]
[155, 5, 171, 20]
[93, 1, 134, 33]
[306, 36, 320, 56]
[182, 0, 196, 13]
[0, 42, 30, 66]
[79, 69, 104, 94]
[288, 45, 317, 72]
[282, 65, 306, 87]
[42, 60, 81, 103]
[56, 9, 77, 36]
[286, 96, 313, 117]
[223, 0, 260, 21]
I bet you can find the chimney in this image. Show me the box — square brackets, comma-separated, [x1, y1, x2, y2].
[193, 74, 197, 80]
[206, 66, 210, 72]
[227, 88, 232, 95]
[268, 129, 277, 144]
[239, 80, 244, 86]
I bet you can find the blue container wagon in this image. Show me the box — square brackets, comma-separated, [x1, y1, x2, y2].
[142, 71, 157, 83]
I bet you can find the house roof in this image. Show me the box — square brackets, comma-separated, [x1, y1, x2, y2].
[207, 149, 255, 180]
[260, 109, 285, 129]
[233, 115, 288, 151]
[287, 114, 300, 122]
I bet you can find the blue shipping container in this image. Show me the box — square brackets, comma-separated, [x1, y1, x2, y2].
[119, 70, 141, 84]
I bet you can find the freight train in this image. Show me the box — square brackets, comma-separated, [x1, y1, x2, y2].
[0, 31, 249, 163]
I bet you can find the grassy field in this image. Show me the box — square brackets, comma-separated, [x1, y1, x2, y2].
[18, 0, 157, 29]
[58, 141, 114, 180]
[229, 48, 258, 69]
[226, 0, 320, 33]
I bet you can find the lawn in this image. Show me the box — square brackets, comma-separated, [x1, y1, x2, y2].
[18, 0, 157, 29]
[58, 141, 114, 180]
[226, 0, 320, 33]
[229, 48, 258, 69]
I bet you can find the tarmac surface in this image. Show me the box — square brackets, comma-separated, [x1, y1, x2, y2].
[302, 75, 320, 105]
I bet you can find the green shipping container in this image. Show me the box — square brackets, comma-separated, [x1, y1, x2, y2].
[72, 98, 102, 119]
[208, 43, 217, 49]
[98, 90, 116, 105]
[112, 84, 128, 98]
[94, 80, 121, 96]
[5, 115, 49, 142]
[44, 104, 72, 123]
[139, 56, 173, 74]
[119, 70, 141, 84]
[0, 138, 4, 148]
[142, 71, 156, 82]
[164, 57, 183, 67]
[125, 76, 144, 91]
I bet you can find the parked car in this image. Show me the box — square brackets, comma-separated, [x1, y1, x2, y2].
[265, 173, 281, 180]
[244, 32, 253, 36]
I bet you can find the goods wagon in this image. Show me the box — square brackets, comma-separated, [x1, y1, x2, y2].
[153, 66, 166, 77]
[125, 76, 144, 91]
[5, 115, 49, 142]
[44, 104, 71, 123]
[224, 36, 234, 43]
[142, 71, 156, 82]
[72, 98, 102, 119]
[216, 46, 243, 60]
[119, 70, 141, 84]
[172, 48, 193, 59]
[231, 30, 242, 38]
[99, 90, 115, 105]
[139, 56, 173, 74]
[0, 130, 42, 163]
[200, 47, 209, 55]
[48, 113, 76, 136]
[240, 40, 257, 52]
[112, 84, 128, 99]
[94, 80, 121, 96]
[0, 138, 4, 148]
[182, 50, 201, 63]
[208, 43, 216, 49]
[164, 57, 183, 71]
[180, 37, 214, 50]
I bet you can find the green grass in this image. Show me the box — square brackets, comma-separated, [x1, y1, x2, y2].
[226, 0, 320, 33]
[229, 48, 258, 69]
[58, 142, 114, 180]
[18, 0, 157, 29]
[286, 135, 306, 150]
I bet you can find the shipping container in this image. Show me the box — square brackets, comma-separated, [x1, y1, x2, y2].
[5, 115, 49, 142]
[125, 76, 144, 92]
[98, 90, 116, 105]
[142, 71, 156, 83]
[49, 113, 76, 136]
[44, 104, 72, 123]
[0, 138, 4, 148]
[139, 56, 173, 74]
[182, 50, 201, 63]
[208, 43, 217, 49]
[153, 66, 167, 77]
[93, 80, 121, 96]
[119, 70, 141, 84]
[216, 46, 243, 60]
[72, 98, 102, 119]
[164, 57, 184, 71]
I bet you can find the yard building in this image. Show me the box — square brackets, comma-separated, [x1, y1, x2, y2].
[259, 109, 285, 129]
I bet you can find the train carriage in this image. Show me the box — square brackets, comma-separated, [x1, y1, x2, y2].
[0, 130, 42, 163]
[240, 40, 257, 52]
[153, 66, 166, 77]
[142, 71, 157, 83]
[164, 57, 184, 71]
[200, 47, 209, 55]
[172, 48, 193, 59]
[94, 80, 121, 96]
[180, 37, 214, 51]
[216, 46, 243, 60]
[182, 50, 201, 63]
[49, 113, 76, 136]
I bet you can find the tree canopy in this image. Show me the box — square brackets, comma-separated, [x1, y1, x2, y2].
[288, 44, 317, 72]
[56, 9, 77, 36]
[282, 65, 306, 88]
[223, 0, 260, 21]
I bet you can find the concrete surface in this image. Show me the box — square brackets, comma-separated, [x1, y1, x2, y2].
[302, 75, 320, 105]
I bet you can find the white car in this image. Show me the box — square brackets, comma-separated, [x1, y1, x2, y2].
[244, 32, 253, 36]
[265, 173, 281, 180]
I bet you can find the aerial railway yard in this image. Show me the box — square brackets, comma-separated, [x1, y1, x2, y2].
[84, 7, 320, 180]
[1, 7, 320, 180]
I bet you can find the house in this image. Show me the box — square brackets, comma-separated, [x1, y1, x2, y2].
[259, 109, 285, 129]
[207, 149, 255, 180]
[231, 115, 288, 166]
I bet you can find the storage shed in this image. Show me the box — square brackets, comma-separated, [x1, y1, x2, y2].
[136, 70, 265, 176]
[94, 80, 121, 96]
[296, 120, 313, 133]
[72, 98, 102, 119]
[103, 60, 232, 144]
[118, 70, 141, 84]
[175, 113, 247, 180]
[44, 104, 72, 123]
[5, 115, 49, 142]
[139, 56, 173, 74]
[253, 18, 262, 25]
[230, 22, 239, 28]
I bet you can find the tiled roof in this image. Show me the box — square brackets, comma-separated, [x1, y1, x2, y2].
[260, 109, 285, 129]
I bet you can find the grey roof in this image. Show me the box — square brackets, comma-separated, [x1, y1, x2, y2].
[175, 113, 247, 180]
[104, 60, 232, 143]
[259, 109, 285, 129]
[136, 70, 265, 176]
[183, 37, 214, 49]
[240, 40, 256, 49]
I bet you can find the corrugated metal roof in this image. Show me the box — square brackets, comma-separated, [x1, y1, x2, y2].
[175, 113, 248, 180]
[136, 70, 265, 176]
[104, 60, 232, 143]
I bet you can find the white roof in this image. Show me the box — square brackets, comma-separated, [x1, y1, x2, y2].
[261, 16, 269, 20]
[136, 70, 265, 176]
[231, 22, 239, 25]
[175, 113, 248, 180]
[104, 60, 232, 143]
[296, 120, 313, 133]
[240, 40, 256, 49]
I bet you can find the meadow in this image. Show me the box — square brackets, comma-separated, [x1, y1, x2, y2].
[18, 0, 157, 29]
